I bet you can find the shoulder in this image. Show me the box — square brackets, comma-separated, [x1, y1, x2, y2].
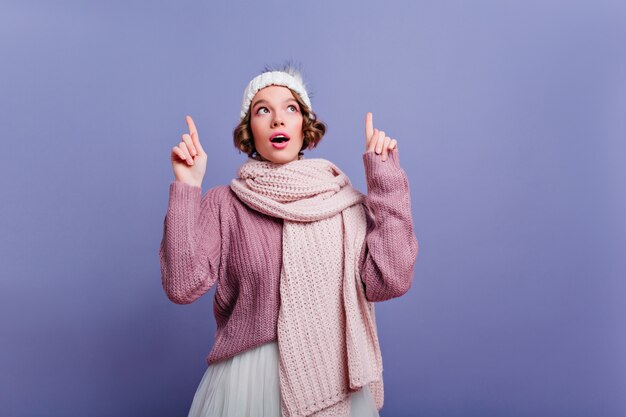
[202, 185, 235, 208]
[199, 184, 237, 217]
[202, 184, 234, 201]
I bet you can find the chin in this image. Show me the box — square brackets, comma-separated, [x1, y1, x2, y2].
[270, 154, 299, 164]
[258, 150, 300, 164]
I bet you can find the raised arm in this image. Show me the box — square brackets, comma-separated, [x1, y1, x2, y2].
[359, 112, 418, 302]
[158, 182, 226, 304]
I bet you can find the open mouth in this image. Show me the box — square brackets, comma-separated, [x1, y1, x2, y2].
[270, 134, 290, 143]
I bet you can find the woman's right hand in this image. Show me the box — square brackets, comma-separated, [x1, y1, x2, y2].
[171, 115, 207, 187]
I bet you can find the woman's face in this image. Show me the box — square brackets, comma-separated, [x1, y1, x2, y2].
[249, 85, 304, 164]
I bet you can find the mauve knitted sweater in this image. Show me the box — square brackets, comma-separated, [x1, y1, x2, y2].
[158, 150, 418, 366]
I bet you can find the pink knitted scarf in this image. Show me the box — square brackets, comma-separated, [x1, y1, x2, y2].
[230, 156, 384, 417]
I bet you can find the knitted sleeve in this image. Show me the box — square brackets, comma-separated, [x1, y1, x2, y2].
[360, 149, 419, 302]
[158, 181, 226, 304]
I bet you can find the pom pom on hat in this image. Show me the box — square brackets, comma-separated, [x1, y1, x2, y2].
[240, 64, 312, 120]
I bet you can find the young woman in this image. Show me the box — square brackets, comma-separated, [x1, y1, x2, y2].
[159, 65, 418, 417]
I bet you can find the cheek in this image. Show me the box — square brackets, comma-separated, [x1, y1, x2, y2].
[249, 120, 263, 142]
[294, 117, 304, 139]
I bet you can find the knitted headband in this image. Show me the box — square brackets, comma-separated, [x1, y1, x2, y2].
[240, 70, 312, 120]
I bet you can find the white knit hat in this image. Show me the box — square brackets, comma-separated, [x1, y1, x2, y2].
[240, 69, 312, 120]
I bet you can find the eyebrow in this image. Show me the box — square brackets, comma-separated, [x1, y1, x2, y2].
[251, 97, 298, 110]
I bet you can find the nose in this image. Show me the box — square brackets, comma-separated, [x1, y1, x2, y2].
[271, 114, 285, 127]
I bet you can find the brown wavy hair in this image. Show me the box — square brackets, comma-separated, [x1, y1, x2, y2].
[233, 87, 327, 158]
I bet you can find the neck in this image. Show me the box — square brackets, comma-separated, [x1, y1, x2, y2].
[251, 153, 305, 163]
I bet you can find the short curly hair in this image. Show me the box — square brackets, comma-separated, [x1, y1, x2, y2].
[233, 62, 327, 158]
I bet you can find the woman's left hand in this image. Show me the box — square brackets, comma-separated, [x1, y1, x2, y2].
[365, 111, 398, 161]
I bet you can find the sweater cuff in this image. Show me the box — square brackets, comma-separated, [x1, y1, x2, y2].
[362, 149, 404, 191]
[168, 181, 202, 214]
[362, 149, 401, 171]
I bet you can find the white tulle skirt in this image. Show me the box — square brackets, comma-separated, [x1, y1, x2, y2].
[187, 341, 380, 417]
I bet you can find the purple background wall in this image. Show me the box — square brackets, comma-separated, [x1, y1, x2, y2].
[1, 1, 624, 416]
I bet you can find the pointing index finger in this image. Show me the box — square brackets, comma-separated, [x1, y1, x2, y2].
[186, 115, 204, 154]
[186, 115, 198, 138]
[365, 112, 374, 143]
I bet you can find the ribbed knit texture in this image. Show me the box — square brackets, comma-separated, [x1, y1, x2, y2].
[158, 149, 418, 414]
[229, 156, 381, 417]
